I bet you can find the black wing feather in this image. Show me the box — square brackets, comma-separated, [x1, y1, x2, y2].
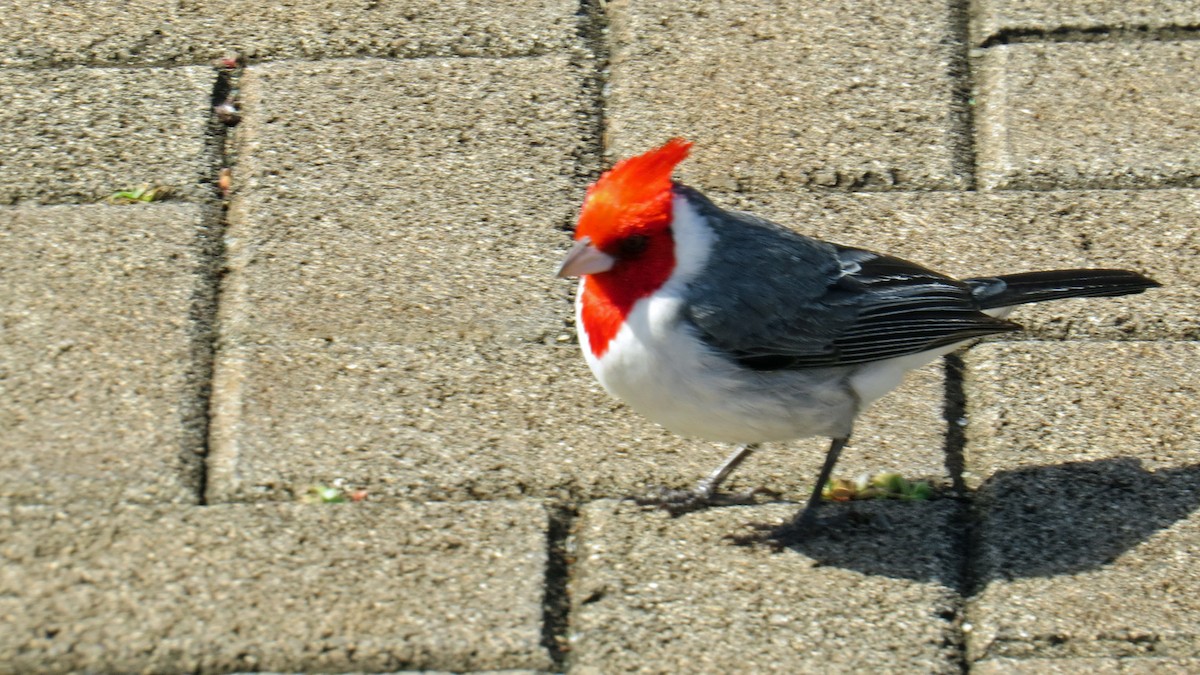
[819, 249, 1019, 365]
[675, 187, 1018, 371]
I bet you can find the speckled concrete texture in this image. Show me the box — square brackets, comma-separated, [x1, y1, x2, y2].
[975, 41, 1200, 190]
[218, 56, 584, 347]
[569, 500, 964, 673]
[0, 0, 578, 66]
[973, 0, 1200, 45]
[0, 204, 216, 506]
[963, 343, 1200, 661]
[0, 65, 216, 204]
[964, 342, 1200, 481]
[973, 657, 1200, 674]
[967, 498, 1200, 660]
[605, 0, 971, 191]
[0, 502, 552, 672]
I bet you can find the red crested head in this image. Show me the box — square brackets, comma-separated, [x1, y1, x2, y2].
[575, 138, 691, 248]
[564, 138, 692, 358]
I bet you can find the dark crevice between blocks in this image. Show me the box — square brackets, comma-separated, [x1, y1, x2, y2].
[541, 502, 577, 670]
[553, 0, 613, 338]
[183, 207, 221, 508]
[947, 0, 977, 191]
[190, 64, 241, 506]
[567, 0, 611, 229]
[942, 352, 978, 673]
[980, 23, 1200, 49]
[943, 353, 969, 500]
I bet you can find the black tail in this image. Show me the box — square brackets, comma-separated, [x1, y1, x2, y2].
[966, 269, 1161, 310]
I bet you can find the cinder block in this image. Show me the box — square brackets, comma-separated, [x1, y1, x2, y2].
[0, 1, 578, 66]
[964, 342, 1200, 480]
[207, 342, 946, 505]
[0, 66, 215, 204]
[0, 204, 216, 505]
[974, 0, 1200, 46]
[973, 657, 1200, 674]
[962, 342, 1200, 661]
[570, 500, 964, 673]
[0, 501, 552, 672]
[976, 42, 1200, 190]
[605, 0, 970, 191]
[220, 56, 585, 347]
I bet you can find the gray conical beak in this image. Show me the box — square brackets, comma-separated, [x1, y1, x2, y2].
[556, 237, 616, 278]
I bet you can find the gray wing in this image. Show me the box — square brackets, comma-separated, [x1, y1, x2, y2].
[677, 192, 1018, 370]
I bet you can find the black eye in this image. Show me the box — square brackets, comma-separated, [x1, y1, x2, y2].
[617, 235, 649, 258]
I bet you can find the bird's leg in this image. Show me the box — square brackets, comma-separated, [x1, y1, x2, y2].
[768, 436, 848, 543]
[635, 443, 771, 516]
[695, 443, 758, 498]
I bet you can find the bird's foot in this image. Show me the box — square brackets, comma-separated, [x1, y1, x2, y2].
[632, 485, 776, 517]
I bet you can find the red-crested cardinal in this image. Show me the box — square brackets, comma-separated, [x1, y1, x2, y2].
[557, 138, 1160, 542]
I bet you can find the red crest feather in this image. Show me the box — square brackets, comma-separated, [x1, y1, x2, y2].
[575, 138, 691, 247]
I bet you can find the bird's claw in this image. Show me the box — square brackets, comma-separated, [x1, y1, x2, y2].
[632, 485, 776, 517]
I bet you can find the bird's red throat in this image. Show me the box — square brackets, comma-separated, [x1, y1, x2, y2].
[580, 246, 674, 358]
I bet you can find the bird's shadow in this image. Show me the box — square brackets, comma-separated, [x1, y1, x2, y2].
[767, 457, 1200, 591]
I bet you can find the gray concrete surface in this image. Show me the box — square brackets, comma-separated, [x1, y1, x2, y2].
[964, 343, 1200, 661]
[2, 0, 1198, 672]
[0, 66, 216, 204]
[0, 1, 578, 66]
[964, 342, 1199, 480]
[218, 56, 584, 348]
[606, 0, 971, 191]
[0, 502, 551, 672]
[967, 497, 1200, 660]
[0, 205, 216, 505]
[973, 658, 1200, 674]
[570, 500, 964, 673]
[975, 41, 1200, 190]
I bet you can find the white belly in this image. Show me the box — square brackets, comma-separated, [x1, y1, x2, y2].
[578, 287, 859, 444]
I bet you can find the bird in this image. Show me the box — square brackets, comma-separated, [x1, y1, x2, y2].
[556, 138, 1160, 544]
